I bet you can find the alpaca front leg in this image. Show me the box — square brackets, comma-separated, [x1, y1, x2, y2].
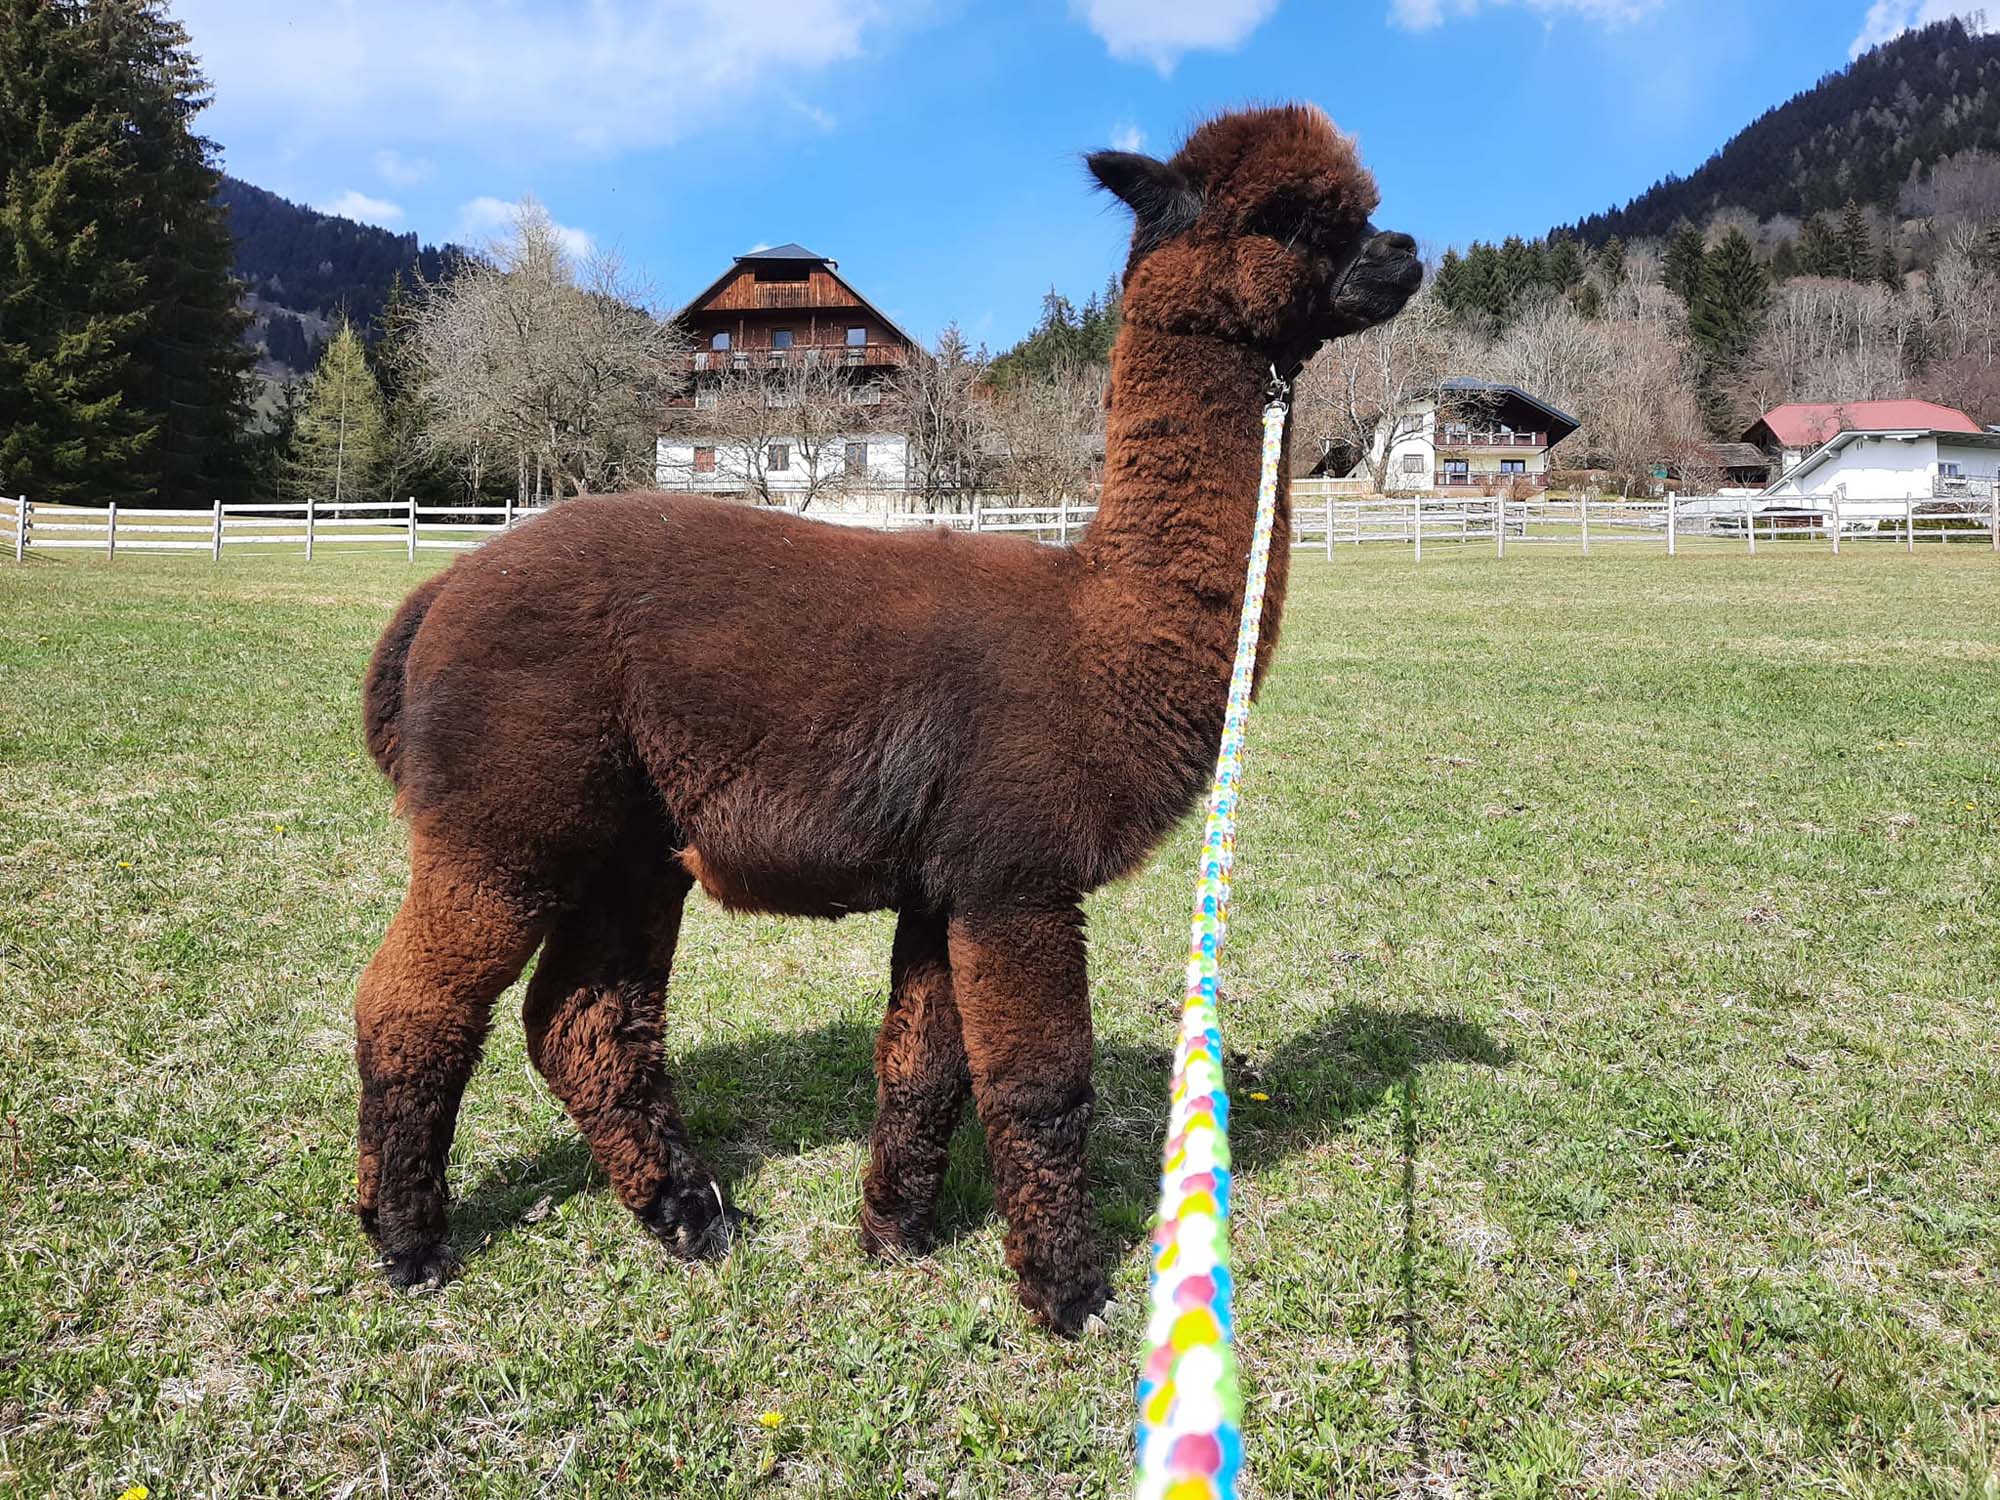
[862, 908, 970, 1257]
[949, 906, 1109, 1334]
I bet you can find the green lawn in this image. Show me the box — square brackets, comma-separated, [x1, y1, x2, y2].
[2, 541, 1996, 1499]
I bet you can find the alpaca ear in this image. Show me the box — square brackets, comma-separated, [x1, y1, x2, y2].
[1087, 150, 1202, 249]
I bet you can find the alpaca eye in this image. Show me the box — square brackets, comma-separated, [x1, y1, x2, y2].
[1247, 194, 1312, 246]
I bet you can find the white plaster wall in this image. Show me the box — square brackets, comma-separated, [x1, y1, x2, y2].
[656, 432, 909, 495]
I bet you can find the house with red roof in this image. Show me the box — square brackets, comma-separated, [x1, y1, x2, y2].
[1751, 400, 2000, 520]
[1743, 401, 1982, 481]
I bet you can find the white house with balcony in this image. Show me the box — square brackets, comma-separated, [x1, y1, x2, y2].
[1759, 424, 2000, 525]
[1344, 378, 1580, 494]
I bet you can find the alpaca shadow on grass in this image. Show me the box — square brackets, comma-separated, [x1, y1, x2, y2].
[450, 1002, 1509, 1272]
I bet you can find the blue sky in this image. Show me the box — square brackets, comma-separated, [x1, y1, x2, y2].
[175, 0, 1996, 349]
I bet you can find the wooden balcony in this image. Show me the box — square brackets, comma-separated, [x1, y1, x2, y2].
[690, 343, 910, 374]
[1435, 470, 1549, 491]
[1436, 430, 1548, 450]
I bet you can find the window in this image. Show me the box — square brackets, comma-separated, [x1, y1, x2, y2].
[771, 329, 794, 350]
[693, 447, 716, 474]
[1941, 461, 1964, 478]
[694, 389, 718, 410]
[1500, 460, 1526, 475]
[768, 442, 790, 471]
[710, 331, 731, 351]
[846, 326, 867, 347]
[845, 441, 869, 474]
[1401, 454, 1424, 474]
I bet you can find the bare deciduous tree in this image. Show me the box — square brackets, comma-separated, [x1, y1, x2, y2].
[677, 350, 867, 510]
[896, 324, 989, 506]
[404, 199, 688, 501]
[988, 360, 1105, 505]
[1294, 290, 1462, 491]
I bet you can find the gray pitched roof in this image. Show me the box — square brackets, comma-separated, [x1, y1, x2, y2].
[1441, 377, 1581, 434]
[736, 242, 826, 262]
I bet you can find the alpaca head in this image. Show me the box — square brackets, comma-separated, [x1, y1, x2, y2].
[1089, 104, 1423, 373]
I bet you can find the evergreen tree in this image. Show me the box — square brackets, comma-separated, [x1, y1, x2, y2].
[0, 0, 251, 506]
[1798, 213, 1842, 276]
[1432, 248, 1466, 312]
[1595, 236, 1626, 291]
[1459, 244, 1508, 321]
[100, 1, 254, 505]
[1497, 236, 1539, 312]
[288, 319, 385, 504]
[1769, 238, 1800, 281]
[1878, 245, 1903, 288]
[0, 0, 157, 503]
[1664, 226, 1708, 302]
[1691, 230, 1771, 363]
[1544, 235, 1584, 291]
[1838, 199, 1873, 279]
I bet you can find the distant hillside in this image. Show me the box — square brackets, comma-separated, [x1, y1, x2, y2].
[1565, 18, 2000, 243]
[217, 177, 463, 380]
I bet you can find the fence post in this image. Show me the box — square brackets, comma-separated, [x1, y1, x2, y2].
[1744, 494, 1756, 556]
[1905, 494, 1915, 553]
[1580, 489, 1591, 556]
[972, 500, 983, 535]
[1412, 494, 1423, 563]
[1058, 494, 1070, 544]
[1829, 489, 1840, 557]
[407, 497, 417, 561]
[1666, 492, 1677, 557]
[305, 496, 316, 563]
[13, 497, 25, 562]
[211, 499, 222, 563]
[504, 492, 515, 531]
[107, 501, 117, 561]
[1325, 496, 1334, 560]
[1496, 495, 1506, 559]
[1990, 487, 1998, 552]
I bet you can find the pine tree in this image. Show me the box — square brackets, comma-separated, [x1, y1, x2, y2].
[1691, 230, 1771, 363]
[0, 0, 252, 507]
[1543, 235, 1584, 291]
[1878, 245, 1903, 288]
[1664, 226, 1708, 302]
[0, 0, 158, 503]
[1770, 239, 1800, 281]
[1798, 213, 1842, 276]
[1432, 248, 1466, 313]
[1595, 237, 1626, 291]
[1838, 200, 1873, 280]
[1497, 236, 1539, 312]
[289, 319, 385, 504]
[97, 1, 254, 505]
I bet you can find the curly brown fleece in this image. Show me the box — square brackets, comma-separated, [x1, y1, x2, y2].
[353, 103, 1421, 1333]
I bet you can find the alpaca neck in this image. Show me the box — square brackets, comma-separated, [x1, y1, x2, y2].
[1077, 322, 1293, 675]
[1067, 321, 1296, 857]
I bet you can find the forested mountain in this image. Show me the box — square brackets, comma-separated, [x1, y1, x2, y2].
[1566, 18, 2000, 244]
[218, 177, 462, 377]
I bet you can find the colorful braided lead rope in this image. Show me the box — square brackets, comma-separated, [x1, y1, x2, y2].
[1133, 392, 1288, 1500]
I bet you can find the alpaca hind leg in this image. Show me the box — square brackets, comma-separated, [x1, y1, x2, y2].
[523, 863, 740, 1258]
[861, 907, 970, 1257]
[948, 905, 1108, 1335]
[356, 840, 545, 1286]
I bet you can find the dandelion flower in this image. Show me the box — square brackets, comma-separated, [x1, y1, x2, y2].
[1248, 1092, 1269, 1102]
[757, 1410, 785, 1429]
[118, 1488, 150, 1500]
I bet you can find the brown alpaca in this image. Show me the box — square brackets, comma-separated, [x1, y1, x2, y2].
[354, 104, 1420, 1333]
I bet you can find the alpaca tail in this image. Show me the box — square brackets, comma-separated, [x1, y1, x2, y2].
[363, 571, 448, 787]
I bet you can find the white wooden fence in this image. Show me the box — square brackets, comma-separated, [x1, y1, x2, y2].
[5, 490, 1996, 564]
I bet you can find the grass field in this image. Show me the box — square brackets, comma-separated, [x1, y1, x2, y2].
[2, 541, 1997, 1499]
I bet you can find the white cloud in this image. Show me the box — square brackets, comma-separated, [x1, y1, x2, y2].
[374, 148, 433, 188]
[1390, 0, 1661, 30]
[323, 189, 405, 227]
[457, 197, 595, 260]
[172, 0, 915, 156]
[1073, 0, 1280, 73]
[1851, 2, 1997, 58]
[1110, 119, 1146, 152]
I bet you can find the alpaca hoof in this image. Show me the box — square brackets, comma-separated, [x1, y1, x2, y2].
[380, 1241, 456, 1290]
[1024, 1272, 1111, 1338]
[640, 1179, 746, 1260]
[859, 1204, 936, 1260]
